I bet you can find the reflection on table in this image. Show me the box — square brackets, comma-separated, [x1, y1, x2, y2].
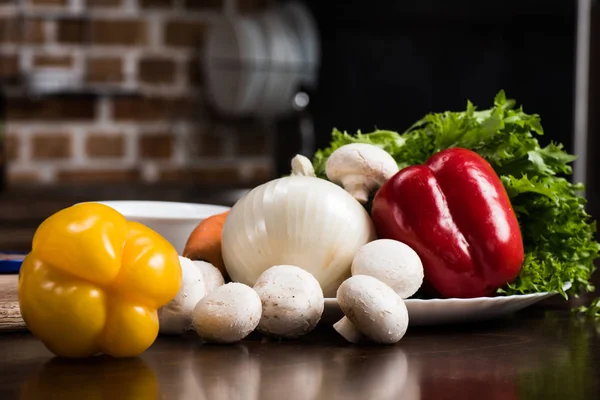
[1, 310, 598, 400]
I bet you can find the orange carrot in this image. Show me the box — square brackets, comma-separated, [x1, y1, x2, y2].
[183, 211, 230, 279]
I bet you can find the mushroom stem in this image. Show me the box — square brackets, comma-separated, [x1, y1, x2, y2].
[340, 177, 371, 204]
[333, 316, 363, 343]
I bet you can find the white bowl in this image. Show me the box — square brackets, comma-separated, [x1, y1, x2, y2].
[86, 201, 231, 255]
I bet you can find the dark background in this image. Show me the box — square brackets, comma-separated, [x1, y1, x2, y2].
[302, 0, 578, 153]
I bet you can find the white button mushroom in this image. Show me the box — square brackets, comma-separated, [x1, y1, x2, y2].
[325, 143, 399, 203]
[192, 282, 262, 343]
[192, 260, 225, 294]
[334, 275, 409, 344]
[158, 256, 207, 335]
[253, 265, 324, 338]
[351, 239, 424, 299]
[291, 154, 316, 177]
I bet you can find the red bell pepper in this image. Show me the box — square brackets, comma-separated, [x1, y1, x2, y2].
[371, 147, 524, 298]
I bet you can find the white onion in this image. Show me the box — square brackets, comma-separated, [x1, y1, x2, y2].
[222, 176, 376, 297]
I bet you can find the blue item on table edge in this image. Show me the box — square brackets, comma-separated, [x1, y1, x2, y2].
[0, 252, 26, 274]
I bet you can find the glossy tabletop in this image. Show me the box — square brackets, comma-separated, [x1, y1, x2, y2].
[1, 307, 599, 400]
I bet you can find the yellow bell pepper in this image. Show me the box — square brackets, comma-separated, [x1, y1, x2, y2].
[18, 202, 182, 358]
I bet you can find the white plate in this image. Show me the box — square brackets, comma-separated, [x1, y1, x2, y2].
[81, 201, 230, 256]
[321, 291, 559, 326]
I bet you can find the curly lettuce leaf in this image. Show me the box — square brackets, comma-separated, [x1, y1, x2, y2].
[312, 90, 599, 298]
[498, 175, 597, 298]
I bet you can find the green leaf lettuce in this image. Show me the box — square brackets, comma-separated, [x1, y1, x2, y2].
[312, 91, 599, 298]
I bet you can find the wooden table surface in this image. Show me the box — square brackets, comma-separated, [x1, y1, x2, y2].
[3, 185, 600, 399]
[1, 302, 599, 399]
[0, 275, 22, 332]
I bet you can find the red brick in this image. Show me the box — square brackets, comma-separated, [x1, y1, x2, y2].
[113, 98, 165, 121]
[31, 133, 71, 160]
[4, 135, 19, 162]
[187, 58, 203, 86]
[31, 0, 68, 5]
[139, 134, 174, 159]
[164, 21, 206, 47]
[112, 97, 193, 121]
[0, 18, 44, 44]
[0, 54, 19, 81]
[87, 0, 122, 7]
[139, 57, 176, 84]
[0, 18, 18, 43]
[183, 0, 223, 10]
[57, 169, 141, 182]
[86, 134, 125, 158]
[140, 0, 174, 8]
[159, 166, 240, 184]
[8, 171, 41, 183]
[57, 18, 88, 44]
[237, 132, 269, 155]
[24, 19, 46, 44]
[58, 18, 147, 46]
[33, 54, 73, 68]
[6, 97, 96, 121]
[86, 57, 123, 83]
[91, 19, 148, 46]
[247, 163, 273, 183]
[197, 133, 225, 156]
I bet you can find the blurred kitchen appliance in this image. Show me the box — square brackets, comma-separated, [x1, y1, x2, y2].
[202, 1, 320, 176]
[203, 2, 319, 118]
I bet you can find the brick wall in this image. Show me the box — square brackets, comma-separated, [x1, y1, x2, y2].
[0, 0, 274, 186]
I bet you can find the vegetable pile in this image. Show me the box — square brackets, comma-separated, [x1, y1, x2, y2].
[19, 91, 600, 358]
[313, 91, 599, 300]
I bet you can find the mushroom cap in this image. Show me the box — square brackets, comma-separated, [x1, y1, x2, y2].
[337, 275, 409, 344]
[351, 239, 424, 299]
[158, 256, 207, 335]
[192, 260, 225, 293]
[192, 282, 262, 343]
[253, 265, 325, 338]
[325, 143, 399, 185]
